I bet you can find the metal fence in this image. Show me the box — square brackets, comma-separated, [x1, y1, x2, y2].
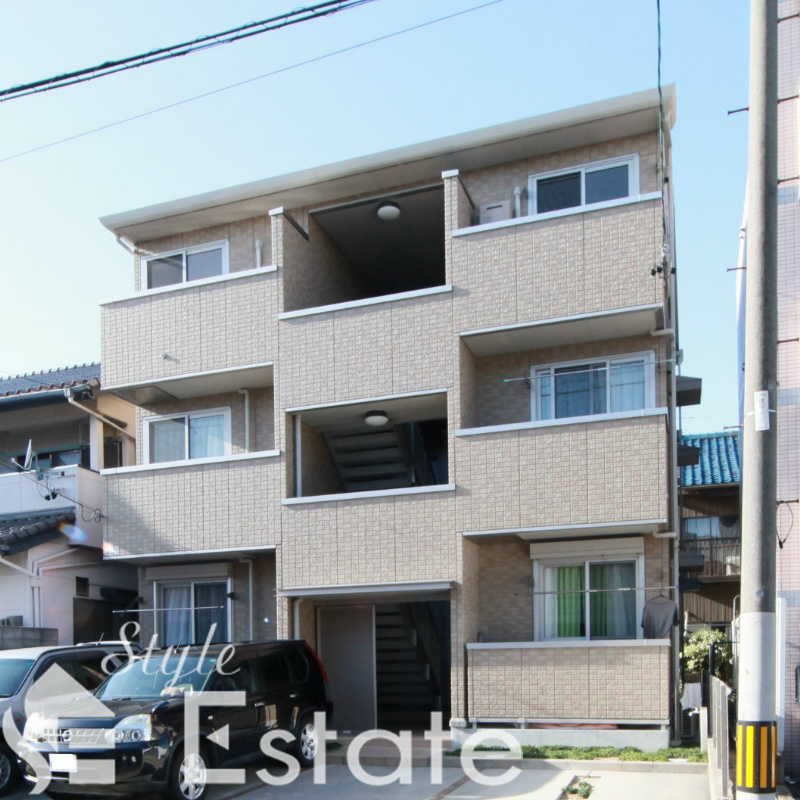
[682, 537, 741, 578]
[709, 675, 733, 800]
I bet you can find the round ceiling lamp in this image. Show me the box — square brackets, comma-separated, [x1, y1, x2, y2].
[376, 201, 401, 221]
[364, 410, 389, 427]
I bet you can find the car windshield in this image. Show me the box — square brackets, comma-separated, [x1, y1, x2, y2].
[95, 655, 217, 700]
[0, 659, 35, 697]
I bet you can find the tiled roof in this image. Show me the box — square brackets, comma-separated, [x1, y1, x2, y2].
[0, 364, 100, 398]
[681, 432, 741, 487]
[0, 508, 76, 555]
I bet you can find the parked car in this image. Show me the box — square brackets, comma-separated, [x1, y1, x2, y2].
[0, 642, 136, 796]
[19, 640, 329, 800]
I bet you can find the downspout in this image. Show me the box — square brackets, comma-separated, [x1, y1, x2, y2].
[255, 239, 263, 269]
[64, 391, 133, 440]
[293, 598, 303, 640]
[115, 235, 136, 254]
[31, 548, 95, 629]
[239, 557, 254, 640]
[294, 414, 302, 498]
[237, 389, 251, 453]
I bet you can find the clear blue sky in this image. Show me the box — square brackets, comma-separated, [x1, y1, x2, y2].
[0, 0, 749, 433]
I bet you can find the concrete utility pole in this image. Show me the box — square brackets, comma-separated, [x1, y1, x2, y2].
[737, 0, 779, 796]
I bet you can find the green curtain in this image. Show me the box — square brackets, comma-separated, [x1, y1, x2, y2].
[589, 562, 636, 638]
[544, 566, 584, 638]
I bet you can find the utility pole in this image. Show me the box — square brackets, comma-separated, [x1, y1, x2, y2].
[737, 0, 778, 797]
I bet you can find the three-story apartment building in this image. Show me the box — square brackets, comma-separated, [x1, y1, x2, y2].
[99, 87, 685, 749]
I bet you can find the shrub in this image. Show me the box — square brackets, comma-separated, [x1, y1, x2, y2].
[683, 628, 733, 682]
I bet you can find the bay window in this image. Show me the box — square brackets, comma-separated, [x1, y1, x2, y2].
[142, 241, 228, 290]
[532, 352, 654, 422]
[146, 408, 230, 464]
[529, 155, 637, 216]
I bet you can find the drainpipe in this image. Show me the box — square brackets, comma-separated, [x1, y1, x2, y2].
[513, 185, 525, 218]
[294, 414, 302, 498]
[239, 557, 254, 640]
[255, 239, 263, 269]
[31, 548, 95, 628]
[652, 530, 678, 539]
[64, 391, 133, 441]
[293, 598, 303, 640]
[237, 389, 251, 453]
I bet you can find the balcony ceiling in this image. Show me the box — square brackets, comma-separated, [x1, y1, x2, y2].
[289, 390, 446, 431]
[311, 185, 444, 295]
[109, 364, 273, 405]
[461, 304, 665, 357]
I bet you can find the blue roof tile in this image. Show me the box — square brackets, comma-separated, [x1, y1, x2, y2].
[681, 431, 741, 487]
[0, 364, 100, 398]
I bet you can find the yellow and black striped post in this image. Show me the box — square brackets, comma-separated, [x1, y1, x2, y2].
[736, 721, 777, 794]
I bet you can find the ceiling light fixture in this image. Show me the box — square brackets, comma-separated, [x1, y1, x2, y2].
[376, 201, 401, 221]
[364, 410, 389, 427]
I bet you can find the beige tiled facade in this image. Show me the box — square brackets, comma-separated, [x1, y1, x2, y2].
[100, 91, 680, 741]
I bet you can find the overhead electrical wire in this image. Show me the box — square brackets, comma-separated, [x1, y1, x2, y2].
[0, 0, 507, 165]
[0, 0, 377, 102]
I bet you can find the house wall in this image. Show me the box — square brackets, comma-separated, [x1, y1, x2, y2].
[299, 422, 344, 497]
[467, 644, 670, 721]
[134, 217, 272, 291]
[101, 268, 278, 388]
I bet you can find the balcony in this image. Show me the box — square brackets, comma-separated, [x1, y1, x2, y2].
[466, 641, 670, 723]
[102, 451, 281, 561]
[100, 267, 279, 389]
[0, 465, 104, 548]
[682, 538, 741, 579]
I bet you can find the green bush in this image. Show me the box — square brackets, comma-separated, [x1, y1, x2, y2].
[683, 628, 732, 682]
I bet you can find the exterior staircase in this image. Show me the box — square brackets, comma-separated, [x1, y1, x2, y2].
[375, 603, 444, 731]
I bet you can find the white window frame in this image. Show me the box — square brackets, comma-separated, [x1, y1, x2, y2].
[154, 578, 232, 646]
[532, 546, 645, 643]
[530, 351, 656, 423]
[141, 240, 229, 290]
[528, 155, 639, 216]
[143, 407, 232, 465]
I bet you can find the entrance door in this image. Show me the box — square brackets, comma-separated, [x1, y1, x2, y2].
[317, 605, 376, 733]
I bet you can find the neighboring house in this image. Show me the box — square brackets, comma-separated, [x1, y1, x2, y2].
[679, 432, 741, 632]
[735, 0, 800, 772]
[98, 87, 694, 749]
[0, 364, 138, 645]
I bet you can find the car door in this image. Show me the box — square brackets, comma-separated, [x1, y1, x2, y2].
[204, 658, 261, 762]
[259, 652, 295, 736]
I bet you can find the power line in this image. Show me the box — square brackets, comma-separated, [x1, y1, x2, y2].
[0, 0, 507, 165]
[0, 0, 377, 102]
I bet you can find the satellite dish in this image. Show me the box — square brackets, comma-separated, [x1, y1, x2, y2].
[23, 440, 33, 471]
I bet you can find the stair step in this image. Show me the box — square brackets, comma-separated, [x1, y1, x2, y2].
[328, 432, 398, 450]
[345, 477, 411, 491]
[335, 448, 404, 466]
[341, 463, 408, 479]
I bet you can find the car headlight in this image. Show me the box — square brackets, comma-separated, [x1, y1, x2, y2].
[23, 712, 50, 743]
[106, 714, 153, 745]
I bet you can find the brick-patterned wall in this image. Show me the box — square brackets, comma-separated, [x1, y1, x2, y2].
[477, 537, 533, 642]
[451, 201, 663, 334]
[105, 455, 281, 557]
[455, 414, 668, 533]
[451, 539, 480, 719]
[134, 218, 272, 291]
[459, 341, 478, 429]
[467, 644, 670, 721]
[462, 133, 659, 213]
[101, 270, 278, 387]
[281, 214, 370, 312]
[136, 390, 273, 462]
[470, 336, 668, 428]
[299, 421, 344, 496]
[252, 387, 275, 452]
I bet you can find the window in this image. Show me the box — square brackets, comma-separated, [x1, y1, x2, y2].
[75, 577, 89, 598]
[142, 241, 228, 290]
[158, 581, 229, 647]
[683, 515, 740, 540]
[532, 353, 654, 422]
[529, 156, 637, 215]
[533, 545, 644, 641]
[146, 408, 231, 464]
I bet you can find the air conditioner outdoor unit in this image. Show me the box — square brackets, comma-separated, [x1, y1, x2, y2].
[479, 199, 512, 224]
[0, 616, 23, 627]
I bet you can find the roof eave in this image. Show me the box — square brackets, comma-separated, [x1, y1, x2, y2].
[101, 86, 676, 242]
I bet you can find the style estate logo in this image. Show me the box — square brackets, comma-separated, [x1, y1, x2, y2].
[4, 624, 524, 793]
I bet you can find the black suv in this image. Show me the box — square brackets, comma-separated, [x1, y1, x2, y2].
[0, 642, 135, 796]
[19, 640, 329, 800]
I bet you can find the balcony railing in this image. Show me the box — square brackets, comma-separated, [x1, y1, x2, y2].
[682, 537, 741, 579]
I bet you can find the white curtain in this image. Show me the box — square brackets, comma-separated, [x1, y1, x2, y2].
[609, 360, 645, 412]
[189, 414, 225, 459]
[150, 418, 186, 463]
[161, 585, 192, 646]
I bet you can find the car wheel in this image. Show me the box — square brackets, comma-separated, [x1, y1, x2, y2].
[293, 714, 318, 768]
[0, 746, 19, 796]
[168, 746, 209, 800]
